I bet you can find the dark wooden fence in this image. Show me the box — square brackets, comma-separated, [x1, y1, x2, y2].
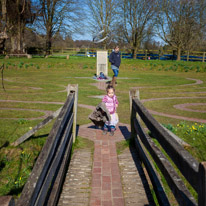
[4, 47, 205, 62]
[13, 85, 78, 206]
[130, 89, 206, 206]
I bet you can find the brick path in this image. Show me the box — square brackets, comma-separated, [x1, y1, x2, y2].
[76, 123, 150, 206]
[78, 123, 126, 206]
[58, 121, 151, 206]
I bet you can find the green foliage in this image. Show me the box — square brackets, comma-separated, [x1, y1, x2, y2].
[163, 122, 206, 162]
[116, 139, 134, 155]
[17, 119, 29, 125]
[196, 65, 200, 72]
[3, 150, 33, 196]
[162, 123, 175, 132]
[24, 64, 29, 69]
[18, 64, 23, 69]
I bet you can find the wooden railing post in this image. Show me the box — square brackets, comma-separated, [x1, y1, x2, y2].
[67, 84, 78, 143]
[187, 51, 190, 61]
[198, 162, 206, 206]
[203, 52, 205, 63]
[145, 50, 147, 60]
[129, 89, 140, 139]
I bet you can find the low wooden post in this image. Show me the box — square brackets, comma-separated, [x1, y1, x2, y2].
[85, 48, 87, 57]
[198, 162, 206, 206]
[145, 50, 147, 60]
[67, 84, 78, 143]
[129, 89, 140, 139]
[187, 51, 190, 61]
[203, 52, 205, 63]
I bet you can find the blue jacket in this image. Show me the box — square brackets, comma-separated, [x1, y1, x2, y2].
[109, 51, 121, 68]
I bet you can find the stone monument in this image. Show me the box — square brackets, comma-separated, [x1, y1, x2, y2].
[96, 50, 108, 76]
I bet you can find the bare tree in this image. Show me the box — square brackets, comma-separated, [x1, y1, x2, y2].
[0, 0, 8, 53]
[155, 0, 201, 60]
[34, 0, 83, 54]
[1, 0, 33, 53]
[196, 0, 206, 50]
[86, 0, 119, 49]
[118, 0, 157, 59]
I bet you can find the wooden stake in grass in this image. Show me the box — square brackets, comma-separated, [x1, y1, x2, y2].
[11, 107, 62, 146]
[0, 63, 6, 92]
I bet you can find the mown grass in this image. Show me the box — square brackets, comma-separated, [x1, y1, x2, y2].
[0, 56, 206, 199]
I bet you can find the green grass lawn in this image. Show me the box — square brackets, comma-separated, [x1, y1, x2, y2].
[0, 56, 206, 197]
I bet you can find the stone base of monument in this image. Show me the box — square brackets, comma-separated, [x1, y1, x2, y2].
[92, 76, 112, 82]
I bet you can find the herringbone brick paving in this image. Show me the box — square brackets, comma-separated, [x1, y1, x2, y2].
[58, 149, 92, 206]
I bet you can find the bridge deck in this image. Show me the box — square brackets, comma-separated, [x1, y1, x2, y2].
[58, 123, 153, 206]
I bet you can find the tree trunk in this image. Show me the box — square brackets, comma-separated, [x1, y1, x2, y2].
[17, 16, 21, 51]
[11, 36, 17, 52]
[177, 47, 181, 61]
[11, 32, 24, 53]
[46, 32, 52, 54]
[17, 16, 24, 53]
[10, 16, 24, 53]
[1, 0, 7, 27]
[132, 47, 138, 59]
[0, 0, 7, 53]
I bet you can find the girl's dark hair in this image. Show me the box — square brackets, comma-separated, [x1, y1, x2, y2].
[114, 45, 119, 49]
[106, 85, 115, 92]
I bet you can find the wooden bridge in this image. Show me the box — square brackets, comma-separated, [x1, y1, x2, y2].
[1, 85, 206, 206]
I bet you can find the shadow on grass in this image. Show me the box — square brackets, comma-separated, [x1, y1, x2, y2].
[0, 160, 6, 172]
[0, 141, 9, 149]
[118, 125, 155, 206]
[32, 133, 49, 139]
[7, 185, 24, 196]
[22, 133, 49, 145]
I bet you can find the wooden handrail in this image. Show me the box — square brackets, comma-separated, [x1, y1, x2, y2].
[132, 98, 199, 189]
[16, 85, 78, 206]
[134, 117, 196, 205]
[130, 89, 206, 206]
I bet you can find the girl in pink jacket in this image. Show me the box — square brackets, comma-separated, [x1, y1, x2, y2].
[102, 85, 119, 136]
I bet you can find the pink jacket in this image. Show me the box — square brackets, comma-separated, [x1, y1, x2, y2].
[102, 95, 119, 114]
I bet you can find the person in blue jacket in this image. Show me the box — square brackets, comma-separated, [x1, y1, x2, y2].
[109, 45, 121, 87]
